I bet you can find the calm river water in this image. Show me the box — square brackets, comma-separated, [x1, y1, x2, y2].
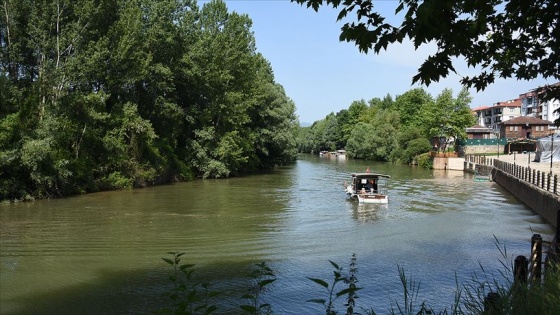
[0, 154, 555, 314]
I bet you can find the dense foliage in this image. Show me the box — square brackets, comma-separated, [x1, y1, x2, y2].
[293, 0, 560, 105]
[0, 0, 298, 201]
[297, 87, 476, 163]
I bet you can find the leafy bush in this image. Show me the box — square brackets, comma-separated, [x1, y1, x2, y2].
[415, 153, 433, 169]
[99, 171, 133, 190]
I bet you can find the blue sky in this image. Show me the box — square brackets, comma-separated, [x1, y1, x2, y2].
[209, 0, 554, 124]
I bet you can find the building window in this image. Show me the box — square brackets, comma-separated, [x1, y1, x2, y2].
[514, 126, 518, 131]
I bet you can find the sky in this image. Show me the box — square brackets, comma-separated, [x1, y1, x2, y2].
[206, 0, 555, 124]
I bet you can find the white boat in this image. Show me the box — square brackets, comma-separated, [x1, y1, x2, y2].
[345, 172, 390, 204]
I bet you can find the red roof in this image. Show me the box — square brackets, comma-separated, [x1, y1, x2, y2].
[501, 116, 552, 125]
[471, 106, 490, 111]
[495, 98, 521, 107]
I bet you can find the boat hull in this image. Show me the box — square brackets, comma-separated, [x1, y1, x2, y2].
[357, 194, 388, 204]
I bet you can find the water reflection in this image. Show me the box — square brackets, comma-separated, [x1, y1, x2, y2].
[349, 202, 388, 223]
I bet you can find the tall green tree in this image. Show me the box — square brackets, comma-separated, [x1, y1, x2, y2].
[345, 109, 399, 161]
[419, 88, 476, 151]
[393, 88, 433, 127]
[247, 57, 298, 170]
[185, 0, 285, 178]
[369, 109, 399, 160]
[346, 122, 376, 159]
[390, 126, 431, 164]
[321, 113, 340, 151]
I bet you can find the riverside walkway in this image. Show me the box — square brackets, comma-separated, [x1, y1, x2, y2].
[494, 153, 560, 176]
[465, 153, 560, 196]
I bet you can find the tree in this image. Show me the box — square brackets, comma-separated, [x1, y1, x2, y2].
[346, 122, 375, 159]
[390, 126, 431, 164]
[369, 109, 399, 160]
[418, 88, 476, 152]
[322, 113, 340, 151]
[294, 0, 560, 103]
[393, 88, 432, 127]
[0, 0, 299, 200]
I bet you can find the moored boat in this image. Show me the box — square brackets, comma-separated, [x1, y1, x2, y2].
[344, 172, 390, 204]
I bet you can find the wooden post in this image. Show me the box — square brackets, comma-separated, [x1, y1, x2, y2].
[531, 234, 543, 282]
[514, 255, 528, 283]
[484, 292, 500, 314]
[547, 173, 551, 191]
[555, 175, 558, 194]
[537, 170, 541, 187]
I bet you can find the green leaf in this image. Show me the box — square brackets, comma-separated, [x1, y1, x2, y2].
[329, 260, 340, 270]
[306, 298, 327, 304]
[162, 258, 174, 265]
[336, 287, 362, 297]
[179, 264, 195, 270]
[337, 8, 348, 21]
[307, 277, 329, 288]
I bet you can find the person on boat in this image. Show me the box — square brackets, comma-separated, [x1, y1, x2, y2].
[365, 179, 377, 193]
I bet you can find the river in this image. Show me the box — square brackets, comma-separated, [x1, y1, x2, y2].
[0, 154, 555, 314]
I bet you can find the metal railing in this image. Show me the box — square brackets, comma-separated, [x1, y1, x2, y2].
[465, 155, 560, 195]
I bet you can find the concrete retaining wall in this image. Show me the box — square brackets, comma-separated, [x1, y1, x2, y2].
[491, 168, 559, 227]
[433, 157, 465, 170]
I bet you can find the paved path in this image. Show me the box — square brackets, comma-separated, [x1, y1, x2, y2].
[493, 153, 560, 176]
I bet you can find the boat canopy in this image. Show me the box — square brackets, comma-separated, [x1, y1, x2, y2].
[351, 173, 391, 179]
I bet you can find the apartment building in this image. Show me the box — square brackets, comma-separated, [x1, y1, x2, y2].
[472, 98, 522, 132]
[519, 83, 560, 123]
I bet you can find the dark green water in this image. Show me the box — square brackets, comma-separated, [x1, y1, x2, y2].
[0, 154, 555, 314]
